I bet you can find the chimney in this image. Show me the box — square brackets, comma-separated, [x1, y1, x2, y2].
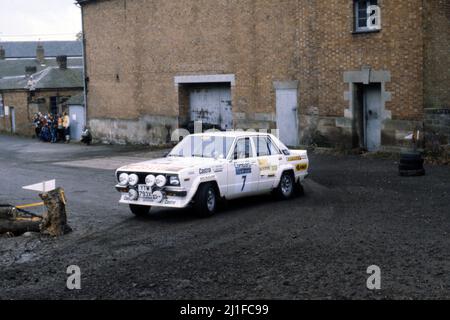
[56, 55, 67, 69]
[0, 46, 5, 60]
[36, 44, 45, 64]
[25, 66, 37, 76]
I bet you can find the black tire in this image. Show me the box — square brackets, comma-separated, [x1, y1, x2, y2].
[275, 171, 295, 200]
[193, 183, 217, 217]
[400, 152, 422, 161]
[399, 168, 425, 177]
[400, 158, 424, 165]
[399, 163, 424, 171]
[129, 204, 151, 217]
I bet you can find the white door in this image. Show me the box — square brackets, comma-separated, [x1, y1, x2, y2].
[190, 86, 232, 130]
[276, 89, 299, 147]
[226, 137, 260, 198]
[69, 105, 85, 140]
[364, 84, 382, 152]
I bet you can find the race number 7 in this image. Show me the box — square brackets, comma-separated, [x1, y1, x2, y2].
[241, 175, 247, 191]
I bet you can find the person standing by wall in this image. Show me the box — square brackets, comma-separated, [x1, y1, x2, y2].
[56, 114, 64, 142]
[63, 112, 70, 143]
[32, 113, 41, 139]
[49, 114, 58, 143]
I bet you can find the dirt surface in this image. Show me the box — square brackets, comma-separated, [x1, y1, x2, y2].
[0, 135, 448, 299]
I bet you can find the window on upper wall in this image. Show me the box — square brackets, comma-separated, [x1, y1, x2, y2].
[354, 0, 380, 33]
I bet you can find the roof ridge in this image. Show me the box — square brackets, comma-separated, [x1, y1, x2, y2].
[31, 67, 52, 85]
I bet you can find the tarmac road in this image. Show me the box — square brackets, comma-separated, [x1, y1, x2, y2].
[0, 134, 449, 299]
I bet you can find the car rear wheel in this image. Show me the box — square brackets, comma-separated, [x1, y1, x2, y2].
[275, 171, 295, 200]
[194, 183, 217, 217]
[129, 204, 151, 217]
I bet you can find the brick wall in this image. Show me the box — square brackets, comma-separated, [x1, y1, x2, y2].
[0, 91, 30, 135]
[0, 89, 83, 136]
[81, 0, 447, 148]
[423, 0, 450, 110]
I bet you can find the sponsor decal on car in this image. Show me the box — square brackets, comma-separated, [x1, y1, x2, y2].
[288, 156, 302, 162]
[213, 165, 224, 173]
[200, 174, 216, 182]
[199, 168, 212, 175]
[296, 163, 308, 171]
[234, 162, 252, 175]
[258, 158, 278, 176]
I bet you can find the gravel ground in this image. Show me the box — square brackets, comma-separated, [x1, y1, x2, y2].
[0, 135, 448, 299]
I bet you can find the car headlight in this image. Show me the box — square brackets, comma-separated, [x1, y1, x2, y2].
[152, 190, 164, 203]
[145, 174, 156, 187]
[119, 173, 129, 186]
[169, 176, 180, 186]
[128, 189, 138, 200]
[155, 175, 167, 188]
[128, 174, 139, 186]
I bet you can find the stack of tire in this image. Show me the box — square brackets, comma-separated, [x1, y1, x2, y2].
[399, 152, 425, 177]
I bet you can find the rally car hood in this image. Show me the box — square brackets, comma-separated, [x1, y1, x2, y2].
[117, 156, 219, 174]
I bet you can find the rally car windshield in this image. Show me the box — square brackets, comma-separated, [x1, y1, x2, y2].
[169, 135, 235, 159]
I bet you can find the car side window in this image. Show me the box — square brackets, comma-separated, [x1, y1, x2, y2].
[234, 138, 253, 160]
[252, 136, 281, 157]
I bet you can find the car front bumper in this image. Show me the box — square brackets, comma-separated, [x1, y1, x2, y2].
[116, 185, 192, 208]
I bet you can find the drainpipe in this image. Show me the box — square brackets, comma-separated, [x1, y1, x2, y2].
[77, 2, 88, 128]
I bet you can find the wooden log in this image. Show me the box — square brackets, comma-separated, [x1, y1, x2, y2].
[0, 218, 41, 235]
[39, 188, 72, 236]
[0, 205, 15, 219]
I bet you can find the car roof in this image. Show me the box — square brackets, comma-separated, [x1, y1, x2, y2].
[190, 131, 275, 138]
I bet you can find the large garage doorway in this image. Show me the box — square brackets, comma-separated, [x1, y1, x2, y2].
[355, 83, 382, 151]
[176, 74, 235, 133]
[189, 83, 232, 130]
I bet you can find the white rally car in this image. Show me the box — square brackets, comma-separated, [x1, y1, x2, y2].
[115, 132, 309, 217]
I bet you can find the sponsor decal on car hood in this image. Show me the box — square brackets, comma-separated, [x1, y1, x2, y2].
[118, 157, 218, 173]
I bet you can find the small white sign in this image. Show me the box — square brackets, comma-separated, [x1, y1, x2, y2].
[4, 106, 9, 116]
[23, 179, 56, 192]
[72, 114, 77, 121]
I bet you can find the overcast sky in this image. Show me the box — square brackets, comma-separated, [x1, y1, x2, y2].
[0, 0, 82, 41]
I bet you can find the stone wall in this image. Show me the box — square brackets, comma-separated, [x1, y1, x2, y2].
[424, 108, 450, 146]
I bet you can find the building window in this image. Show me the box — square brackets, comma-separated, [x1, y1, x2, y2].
[354, 0, 380, 32]
[0, 94, 4, 117]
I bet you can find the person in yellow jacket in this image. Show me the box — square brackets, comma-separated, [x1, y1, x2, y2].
[63, 112, 70, 143]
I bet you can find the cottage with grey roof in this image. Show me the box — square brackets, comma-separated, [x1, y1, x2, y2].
[0, 46, 84, 136]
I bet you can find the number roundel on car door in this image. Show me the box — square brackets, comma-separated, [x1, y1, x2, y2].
[227, 137, 259, 195]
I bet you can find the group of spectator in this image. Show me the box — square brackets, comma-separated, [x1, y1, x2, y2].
[33, 112, 70, 143]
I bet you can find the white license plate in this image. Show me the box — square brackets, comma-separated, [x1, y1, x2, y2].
[138, 185, 153, 201]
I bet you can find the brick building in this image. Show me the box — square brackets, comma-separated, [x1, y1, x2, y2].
[0, 43, 84, 136]
[78, 0, 450, 150]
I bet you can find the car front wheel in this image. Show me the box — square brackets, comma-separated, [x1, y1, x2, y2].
[275, 171, 295, 200]
[194, 183, 217, 217]
[129, 204, 151, 217]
